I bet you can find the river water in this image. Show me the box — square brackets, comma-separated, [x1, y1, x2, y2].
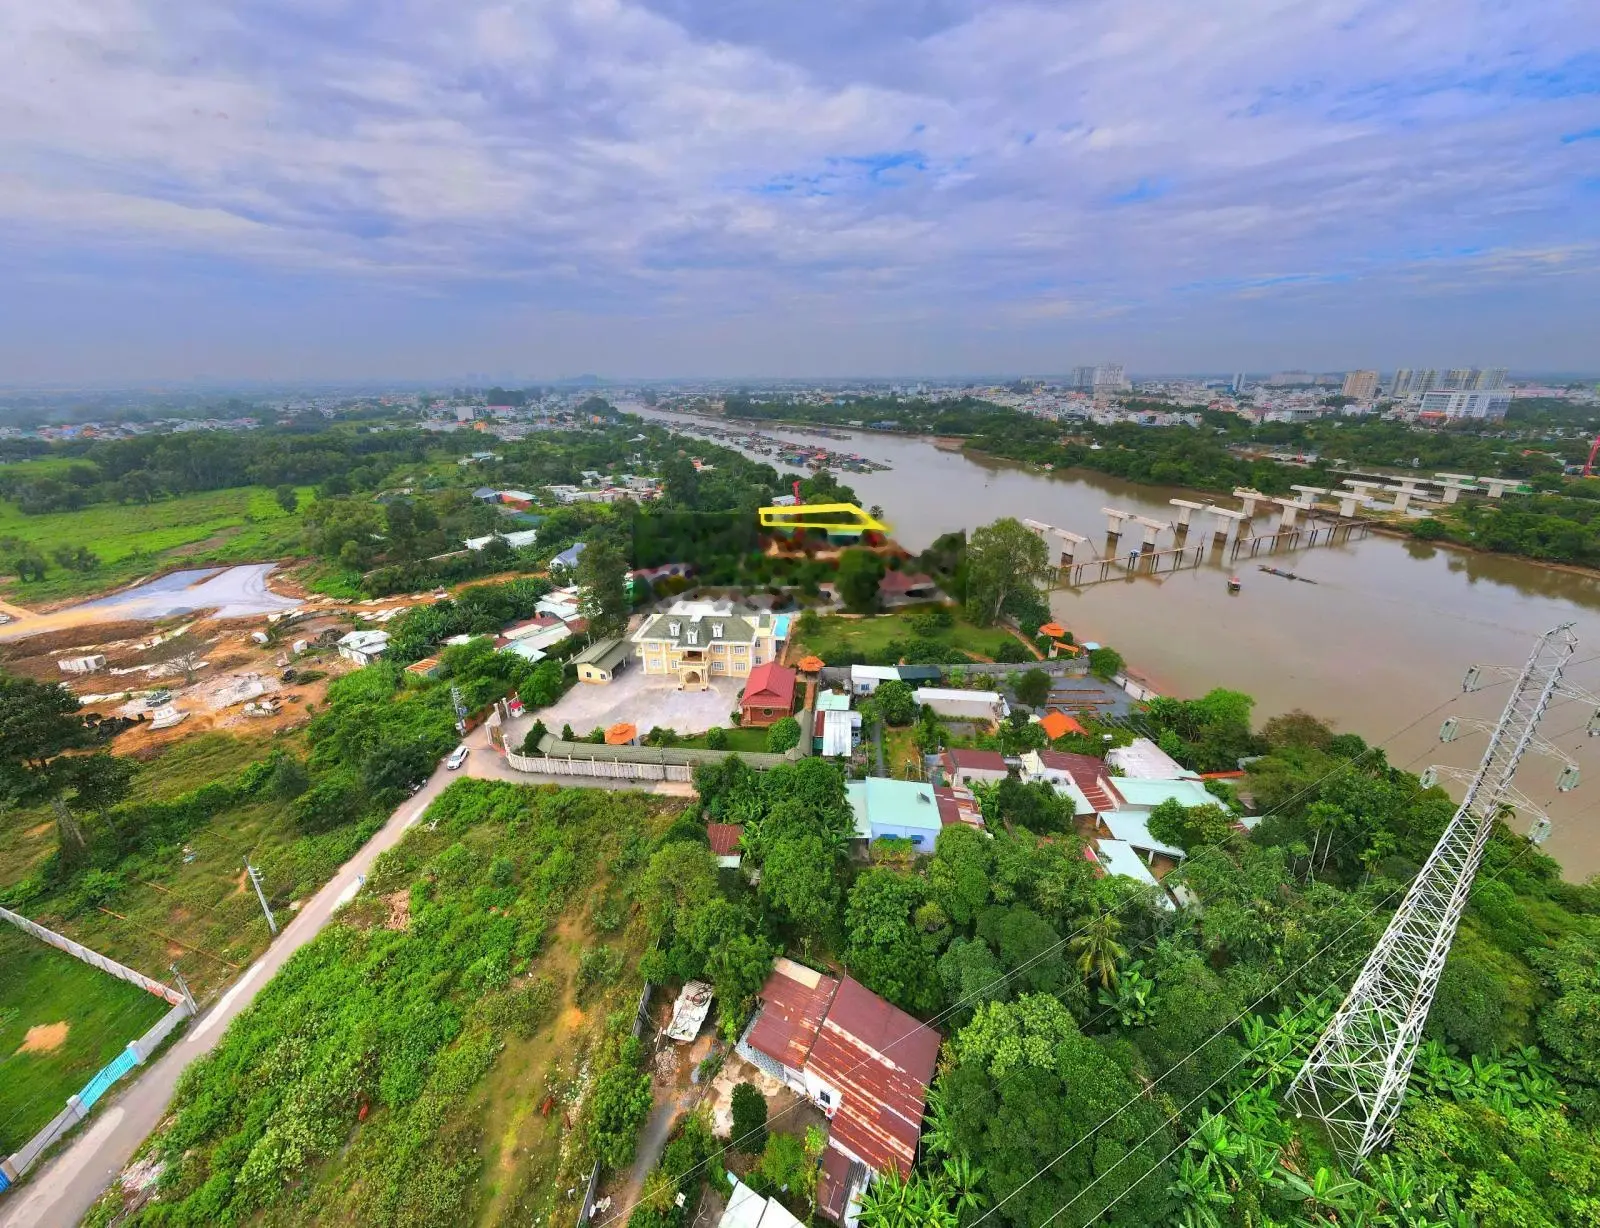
[634, 406, 1600, 880]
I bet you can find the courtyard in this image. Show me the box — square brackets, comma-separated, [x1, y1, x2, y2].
[526, 665, 743, 739]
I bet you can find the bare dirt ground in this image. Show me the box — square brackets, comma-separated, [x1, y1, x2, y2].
[16, 1022, 69, 1055]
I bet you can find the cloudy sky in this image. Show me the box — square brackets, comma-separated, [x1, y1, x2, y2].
[2, 0, 1597, 381]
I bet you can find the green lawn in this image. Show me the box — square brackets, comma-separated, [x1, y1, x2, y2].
[792, 605, 1028, 664]
[0, 484, 314, 603]
[677, 725, 772, 753]
[0, 924, 170, 1153]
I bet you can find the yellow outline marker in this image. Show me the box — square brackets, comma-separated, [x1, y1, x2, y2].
[757, 503, 890, 533]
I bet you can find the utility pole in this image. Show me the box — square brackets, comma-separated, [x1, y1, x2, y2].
[1290, 623, 1590, 1165]
[246, 863, 278, 936]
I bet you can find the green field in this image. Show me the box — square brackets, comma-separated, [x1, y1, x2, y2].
[678, 725, 771, 753]
[792, 605, 1028, 664]
[0, 734, 380, 1004]
[0, 925, 170, 1153]
[0, 484, 314, 603]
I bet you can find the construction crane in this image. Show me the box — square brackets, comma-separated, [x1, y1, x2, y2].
[1583, 435, 1600, 477]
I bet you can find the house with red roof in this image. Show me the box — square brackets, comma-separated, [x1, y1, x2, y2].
[736, 958, 941, 1222]
[707, 822, 744, 869]
[740, 660, 797, 728]
[941, 747, 1010, 786]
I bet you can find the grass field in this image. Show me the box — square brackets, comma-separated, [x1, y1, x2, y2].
[0, 484, 314, 604]
[678, 725, 772, 753]
[791, 605, 1027, 664]
[0, 925, 170, 1153]
[883, 724, 925, 779]
[0, 733, 379, 1004]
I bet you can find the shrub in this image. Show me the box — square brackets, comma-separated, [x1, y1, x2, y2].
[577, 945, 626, 1000]
[703, 726, 728, 750]
[1014, 669, 1051, 708]
[730, 1082, 767, 1153]
[520, 720, 549, 754]
[765, 717, 802, 754]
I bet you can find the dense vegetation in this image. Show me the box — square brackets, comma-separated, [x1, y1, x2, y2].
[85, 779, 675, 1228]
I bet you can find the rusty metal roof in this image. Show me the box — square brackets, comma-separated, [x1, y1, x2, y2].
[706, 823, 744, 857]
[816, 1147, 853, 1222]
[1037, 749, 1118, 812]
[745, 958, 840, 1073]
[806, 976, 940, 1178]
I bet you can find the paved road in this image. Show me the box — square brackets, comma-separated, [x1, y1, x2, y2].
[0, 726, 689, 1227]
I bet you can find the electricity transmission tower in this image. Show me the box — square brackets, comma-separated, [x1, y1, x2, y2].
[1289, 622, 1591, 1165]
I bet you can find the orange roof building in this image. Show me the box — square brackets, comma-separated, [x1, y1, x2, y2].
[1040, 711, 1086, 740]
[1038, 622, 1066, 639]
[605, 722, 638, 745]
[798, 655, 826, 674]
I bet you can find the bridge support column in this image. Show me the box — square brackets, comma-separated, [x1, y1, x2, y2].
[1272, 499, 1302, 531]
[1233, 488, 1267, 518]
[1336, 494, 1362, 518]
[1103, 507, 1132, 537]
[1290, 485, 1328, 508]
[1479, 477, 1522, 499]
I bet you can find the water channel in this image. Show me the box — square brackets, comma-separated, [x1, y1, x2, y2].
[634, 405, 1600, 880]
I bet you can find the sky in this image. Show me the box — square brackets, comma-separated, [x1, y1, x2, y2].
[1, 0, 1598, 382]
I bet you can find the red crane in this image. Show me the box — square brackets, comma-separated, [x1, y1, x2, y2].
[1585, 436, 1600, 478]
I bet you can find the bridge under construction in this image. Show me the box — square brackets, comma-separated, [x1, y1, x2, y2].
[1025, 482, 1380, 589]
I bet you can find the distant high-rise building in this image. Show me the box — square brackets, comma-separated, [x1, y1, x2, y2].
[1341, 370, 1380, 400]
[1441, 368, 1476, 391]
[1231, 372, 1246, 393]
[1473, 367, 1509, 390]
[1390, 368, 1438, 398]
[1419, 390, 1511, 421]
[1092, 363, 1128, 392]
[1071, 366, 1096, 390]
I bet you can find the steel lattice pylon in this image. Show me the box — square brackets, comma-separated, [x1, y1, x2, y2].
[1288, 622, 1578, 1165]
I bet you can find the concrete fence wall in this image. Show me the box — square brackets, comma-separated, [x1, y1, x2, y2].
[505, 729, 806, 780]
[819, 657, 1089, 687]
[2, 1000, 193, 1192]
[0, 906, 186, 1007]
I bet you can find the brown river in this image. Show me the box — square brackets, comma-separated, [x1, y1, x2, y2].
[635, 406, 1600, 880]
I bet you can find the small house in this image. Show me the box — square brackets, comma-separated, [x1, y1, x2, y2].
[404, 657, 442, 682]
[737, 959, 940, 1223]
[1018, 748, 1117, 815]
[877, 571, 939, 604]
[336, 629, 391, 666]
[550, 542, 587, 572]
[718, 1178, 805, 1228]
[740, 661, 797, 728]
[573, 637, 631, 684]
[1092, 839, 1177, 908]
[707, 823, 744, 869]
[58, 654, 107, 674]
[1038, 710, 1086, 740]
[933, 785, 986, 831]
[849, 664, 901, 695]
[1106, 736, 1199, 780]
[845, 778, 943, 848]
[941, 748, 1009, 787]
[812, 690, 860, 757]
[914, 687, 1009, 724]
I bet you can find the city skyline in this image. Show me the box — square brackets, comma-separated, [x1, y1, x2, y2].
[2, 0, 1598, 381]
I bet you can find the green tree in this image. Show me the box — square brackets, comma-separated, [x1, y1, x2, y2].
[765, 716, 802, 753]
[836, 548, 887, 614]
[274, 484, 299, 515]
[1146, 798, 1236, 853]
[703, 726, 728, 750]
[577, 535, 632, 640]
[876, 679, 916, 726]
[1087, 645, 1124, 681]
[588, 1058, 652, 1169]
[963, 518, 1050, 626]
[1013, 669, 1051, 709]
[0, 672, 99, 864]
[1069, 912, 1126, 990]
[730, 1082, 768, 1153]
[760, 829, 840, 942]
[844, 869, 942, 1014]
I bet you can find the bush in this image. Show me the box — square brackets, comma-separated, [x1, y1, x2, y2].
[765, 717, 802, 754]
[908, 605, 954, 635]
[519, 720, 549, 755]
[1088, 646, 1124, 680]
[994, 640, 1034, 664]
[877, 680, 916, 726]
[577, 945, 626, 1000]
[730, 1082, 767, 1153]
[703, 726, 728, 750]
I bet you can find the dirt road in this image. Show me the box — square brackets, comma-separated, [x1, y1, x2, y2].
[0, 724, 689, 1227]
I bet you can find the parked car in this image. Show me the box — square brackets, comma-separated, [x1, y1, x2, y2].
[445, 745, 469, 770]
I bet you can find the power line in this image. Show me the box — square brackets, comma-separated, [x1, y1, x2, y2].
[588, 681, 1497, 1228]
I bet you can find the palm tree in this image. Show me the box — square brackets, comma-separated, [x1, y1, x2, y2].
[1070, 913, 1127, 990]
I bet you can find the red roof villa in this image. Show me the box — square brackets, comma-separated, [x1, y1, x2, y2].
[737, 958, 941, 1221]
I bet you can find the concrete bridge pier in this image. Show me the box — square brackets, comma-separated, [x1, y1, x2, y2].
[1206, 507, 1248, 541]
[1478, 477, 1522, 499]
[1289, 485, 1328, 508]
[1131, 516, 1170, 550]
[1169, 499, 1207, 533]
[1384, 484, 1419, 513]
[1335, 492, 1363, 518]
[1102, 507, 1133, 538]
[1232, 488, 1268, 518]
[1271, 498, 1303, 531]
[1051, 528, 1087, 565]
[1434, 473, 1479, 505]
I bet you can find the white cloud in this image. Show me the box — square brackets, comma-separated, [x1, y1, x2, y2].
[0, 0, 1596, 375]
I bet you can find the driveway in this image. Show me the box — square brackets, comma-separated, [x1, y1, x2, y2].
[531, 669, 741, 739]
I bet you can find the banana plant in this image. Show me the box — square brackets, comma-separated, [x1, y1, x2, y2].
[1098, 959, 1158, 1027]
[1167, 1152, 1235, 1228]
[1276, 1164, 1373, 1217]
